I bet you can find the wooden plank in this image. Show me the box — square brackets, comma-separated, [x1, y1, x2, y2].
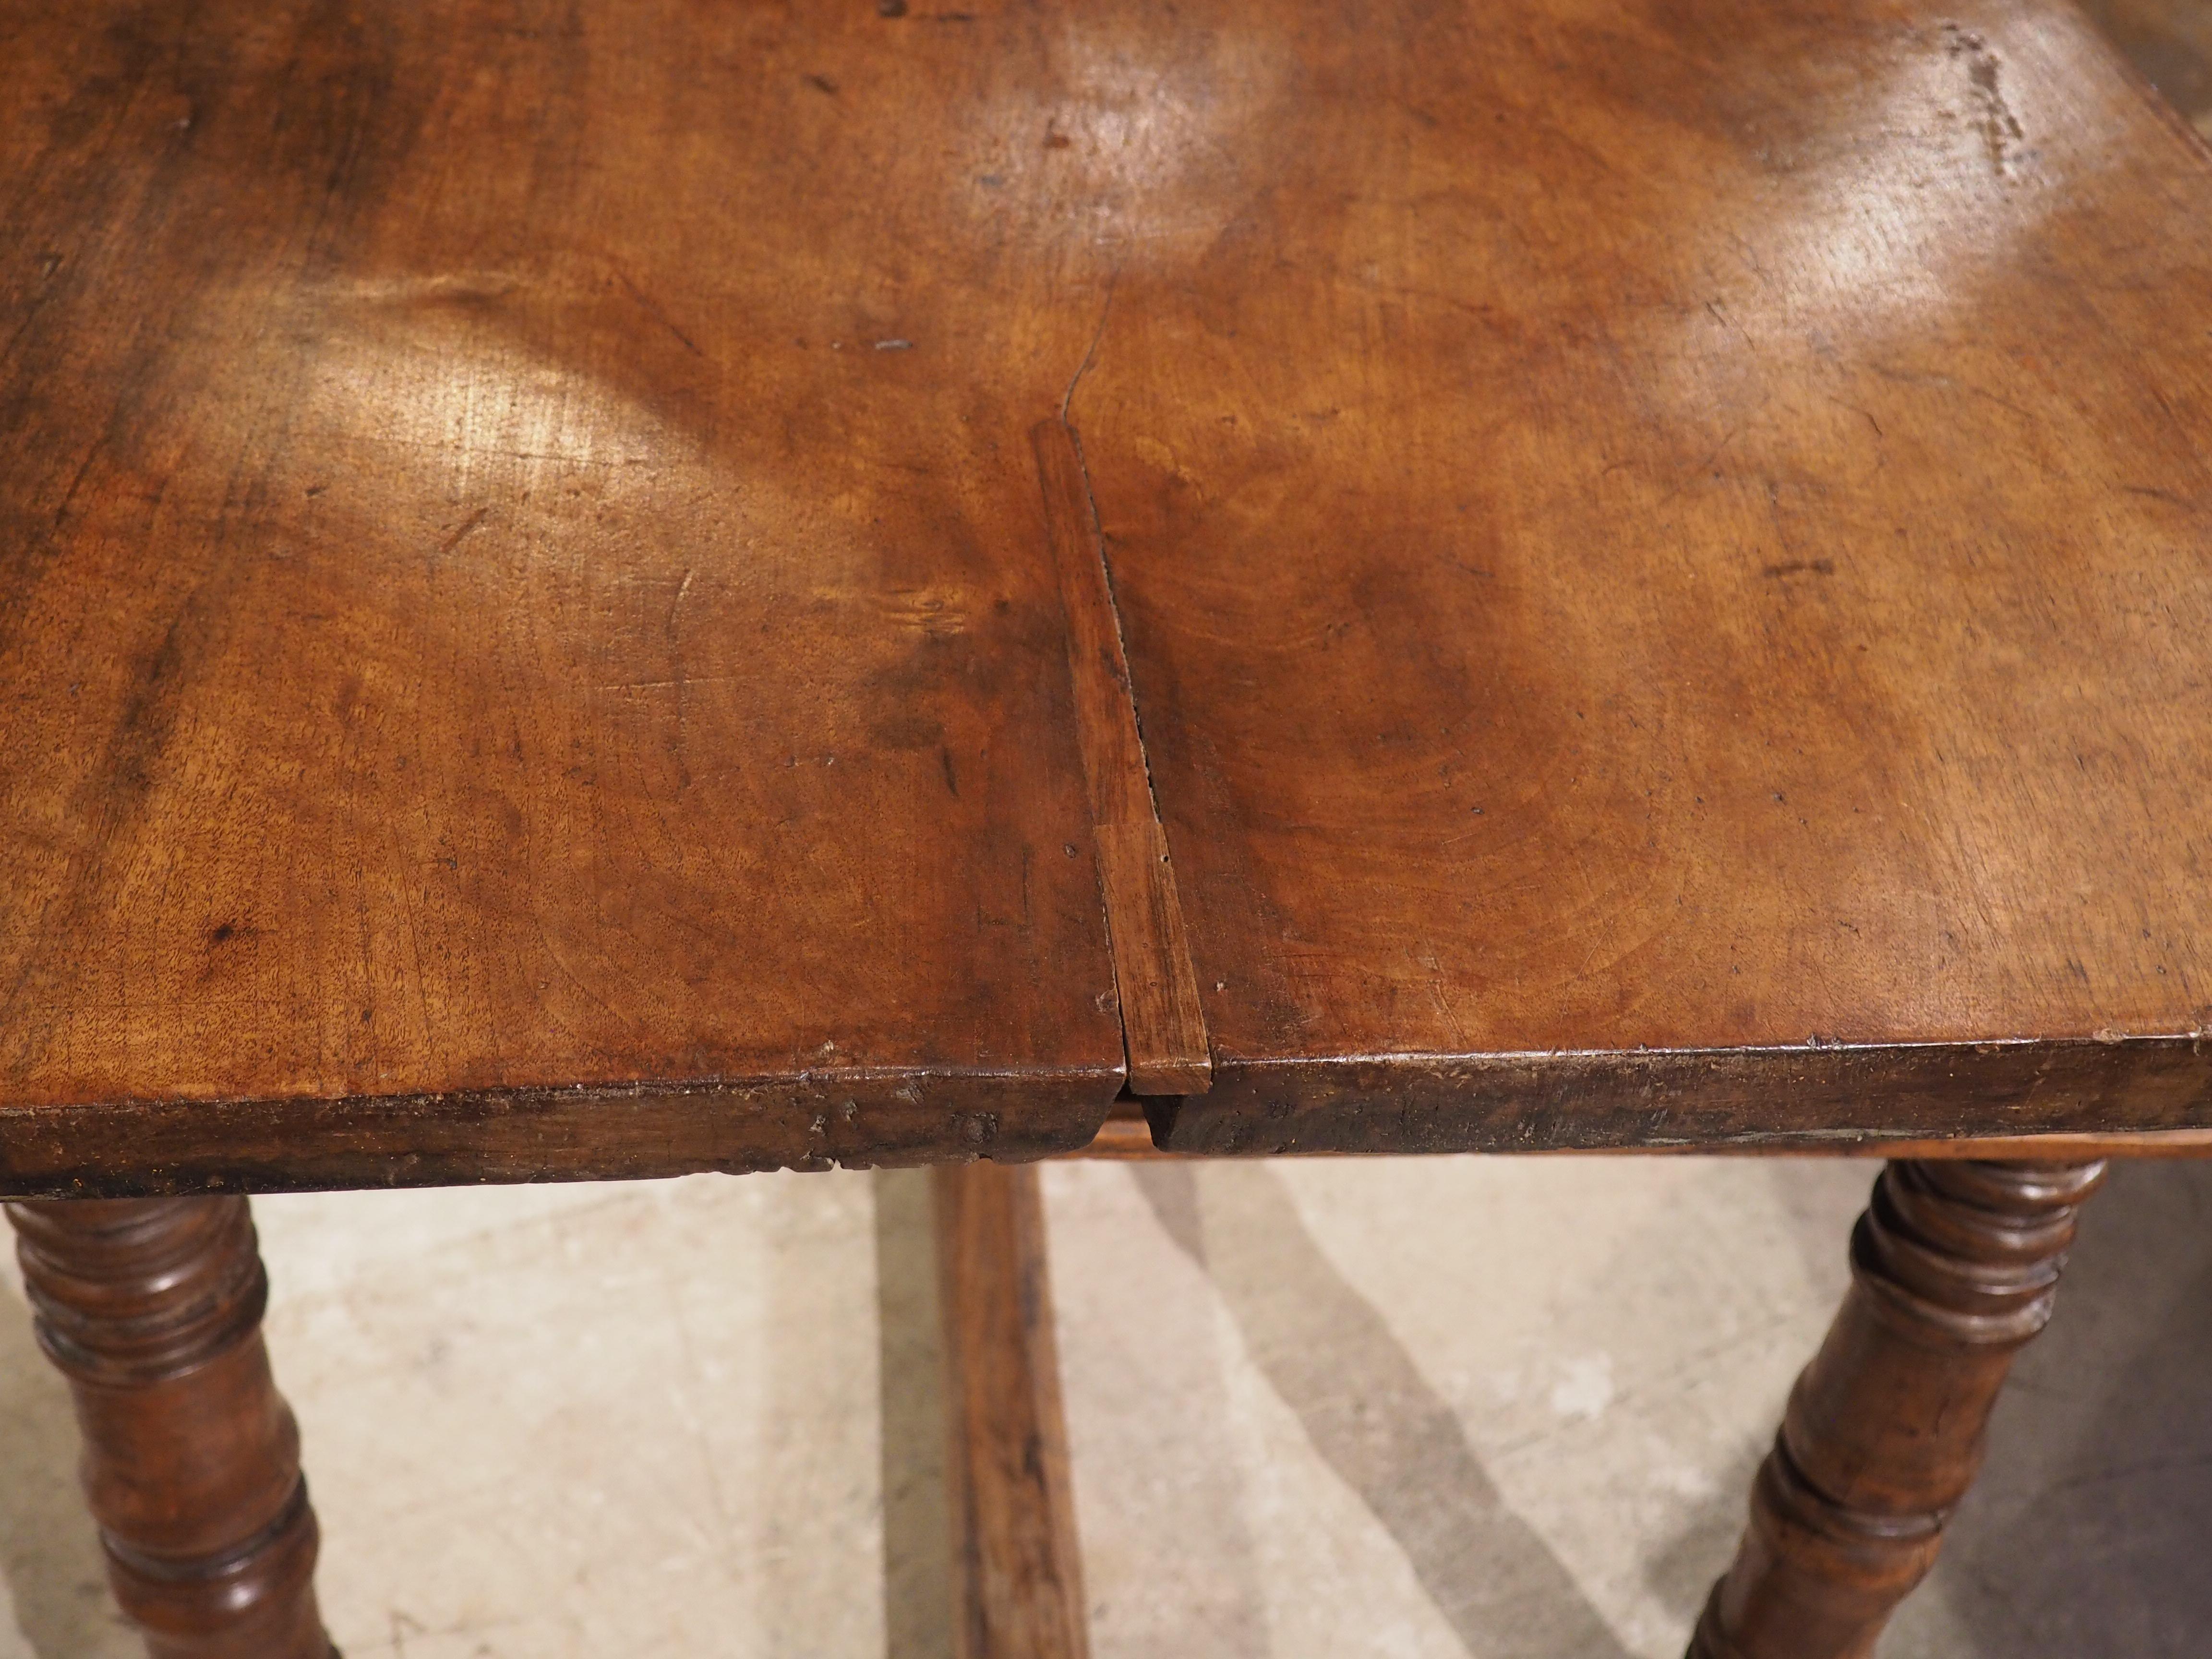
[1031, 420, 1156, 833]
[931, 1162, 1091, 1659]
[1063, 1117, 2212, 1160]
[1033, 421, 1212, 1097]
[1063, 1087, 2212, 1161]
[0, 0, 1132, 1184]
[1093, 822, 1212, 1097]
[1067, 0, 2212, 1146]
[7, 0, 2209, 1176]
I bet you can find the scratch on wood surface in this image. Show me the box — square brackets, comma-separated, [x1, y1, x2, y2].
[667, 566, 696, 636]
[614, 268, 707, 359]
[592, 675, 736, 691]
[432, 506, 488, 564]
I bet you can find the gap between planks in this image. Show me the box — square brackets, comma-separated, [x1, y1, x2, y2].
[1032, 418, 1212, 1098]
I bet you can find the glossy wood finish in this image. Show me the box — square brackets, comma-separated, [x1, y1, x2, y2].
[1063, 0, 2212, 1151]
[1, 4, 2203, 1651]
[0, 0, 1130, 1191]
[6, 0, 2209, 1190]
[932, 1162, 1090, 1659]
[6, 1198, 331, 1659]
[1691, 1160, 2104, 1659]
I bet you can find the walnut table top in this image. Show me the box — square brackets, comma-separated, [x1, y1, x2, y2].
[2, 0, 2207, 1193]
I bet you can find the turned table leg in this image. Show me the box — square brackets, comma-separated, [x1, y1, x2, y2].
[1690, 1159, 2104, 1659]
[5, 1197, 335, 1659]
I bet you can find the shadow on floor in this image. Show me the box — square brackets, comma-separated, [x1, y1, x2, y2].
[0, 1266, 133, 1659]
[1714, 1157, 2212, 1659]
[1135, 1162, 1634, 1659]
[1888, 1159, 2212, 1658]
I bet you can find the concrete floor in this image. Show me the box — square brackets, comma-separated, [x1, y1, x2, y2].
[4, 1155, 2212, 1658]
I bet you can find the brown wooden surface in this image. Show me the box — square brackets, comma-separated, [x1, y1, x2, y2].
[932, 1162, 1091, 1659]
[3, 0, 2210, 1185]
[0, 0, 1133, 1190]
[1067, 1109, 2212, 1161]
[1032, 422, 1211, 1097]
[1692, 1160, 2104, 1658]
[2081, 0, 2212, 134]
[6, 1197, 332, 1659]
[1067, 0, 2212, 1151]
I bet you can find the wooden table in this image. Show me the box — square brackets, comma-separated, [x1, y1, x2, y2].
[3, 0, 2208, 1652]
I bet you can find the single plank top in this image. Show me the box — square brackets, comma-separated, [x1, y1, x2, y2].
[1070, 0, 2212, 1149]
[3, 0, 2209, 1189]
[0, 0, 1152, 1188]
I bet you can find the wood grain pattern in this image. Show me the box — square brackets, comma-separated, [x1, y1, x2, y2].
[6, 1198, 333, 1659]
[0, 0, 1132, 1183]
[1148, 1041, 2212, 1155]
[1032, 421, 1157, 840]
[932, 1162, 1091, 1659]
[1034, 422, 1211, 1097]
[1692, 1160, 2105, 1658]
[2079, 0, 2212, 134]
[3, 0, 2209, 1182]
[1062, 1113, 2212, 1161]
[1092, 822, 1211, 1096]
[0, 1074, 1110, 1200]
[1062, 0, 2212, 1149]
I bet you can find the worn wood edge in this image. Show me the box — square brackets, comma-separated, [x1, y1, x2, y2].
[1094, 822, 1211, 1095]
[1144, 1037, 2212, 1155]
[1061, 1109, 1162, 1159]
[0, 1068, 1122, 1198]
[1031, 418, 1212, 1097]
[1660, 1129, 2212, 1159]
[931, 1162, 1091, 1659]
[1061, 1097, 2212, 1160]
[1061, 1117, 2212, 1160]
